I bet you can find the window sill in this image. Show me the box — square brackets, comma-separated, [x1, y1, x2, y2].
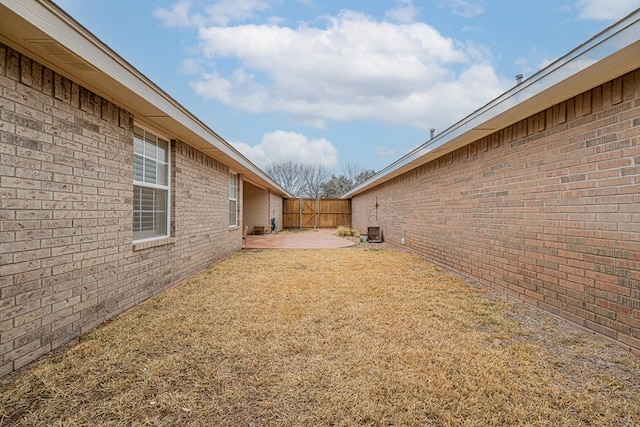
[133, 237, 174, 251]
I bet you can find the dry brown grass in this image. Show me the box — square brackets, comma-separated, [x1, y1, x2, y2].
[1, 248, 639, 426]
[336, 226, 359, 237]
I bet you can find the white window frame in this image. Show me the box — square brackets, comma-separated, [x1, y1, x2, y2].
[229, 172, 238, 228]
[133, 125, 171, 242]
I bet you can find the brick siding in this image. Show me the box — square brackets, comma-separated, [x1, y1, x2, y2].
[0, 43, 240, 376]
[353, 69, 640, 353]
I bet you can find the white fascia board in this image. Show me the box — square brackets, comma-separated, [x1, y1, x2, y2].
[344, 8, 640, 198]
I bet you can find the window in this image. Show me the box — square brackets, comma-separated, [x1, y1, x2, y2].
[133, 126, 170, 241]
[229, 173, 238, 227]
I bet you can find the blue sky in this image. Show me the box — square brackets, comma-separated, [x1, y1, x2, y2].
[54, 0, 638, 173]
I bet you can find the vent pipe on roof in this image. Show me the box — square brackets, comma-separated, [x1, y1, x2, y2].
[515, 73, 524, 84]
[430, 128, 435, 139]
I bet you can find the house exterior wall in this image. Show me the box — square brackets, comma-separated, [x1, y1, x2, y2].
[269, 191, 284, 232]
[0, 43, 240, 376]
[243, 182, 269, 234]
[352, 69, 640, 353]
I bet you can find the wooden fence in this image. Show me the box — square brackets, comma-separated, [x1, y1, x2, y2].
[283, 198, 351, 229]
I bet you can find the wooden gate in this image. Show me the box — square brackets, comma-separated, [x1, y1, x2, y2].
[301, 199, 316, 228]
[283, 198, 351, 229]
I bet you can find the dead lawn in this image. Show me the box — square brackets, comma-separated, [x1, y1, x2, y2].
[1, 248, 639, 426]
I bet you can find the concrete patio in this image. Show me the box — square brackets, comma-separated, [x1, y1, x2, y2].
[243, 228, 356, 249]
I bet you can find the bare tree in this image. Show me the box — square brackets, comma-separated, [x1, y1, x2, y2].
[340, 163, 363, 184]
[265, 161, 330, 197]
[353, 169, 376, 186]
[320, 175, 353, 198]
[266, 161, 372, 198]
[303, 164, 331, 199]
[265, 161, 308, 197]
[321, 163, 377, 197]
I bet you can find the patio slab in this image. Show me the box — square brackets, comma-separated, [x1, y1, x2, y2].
[243, 228, 356, 249]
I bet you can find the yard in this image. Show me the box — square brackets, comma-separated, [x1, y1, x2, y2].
[1, 248, 638, 426]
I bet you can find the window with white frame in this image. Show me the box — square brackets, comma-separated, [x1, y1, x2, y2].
[229, 173, 238, 227]
[133, 125, 170, 241]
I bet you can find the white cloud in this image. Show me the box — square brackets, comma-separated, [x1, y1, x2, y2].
[575, 0, 638, 20]
[375, 146, 396, 157]
[232, 131, 339, 168]
[386, 0, 420, 23]
[204, 0, 269, 26]
[154, 0, 199, 27]
[154, 0, 269, 27]
[438, 0, 485, 18]
[185, 9, 507, 131]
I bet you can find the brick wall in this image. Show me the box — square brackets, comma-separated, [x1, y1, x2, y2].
[353, 69, 640, 352]
[0, 43, 240, 376]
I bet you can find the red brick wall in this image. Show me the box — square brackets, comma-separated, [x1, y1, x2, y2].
[0, 43, 241, 376]
[353, 69, 640, 352]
